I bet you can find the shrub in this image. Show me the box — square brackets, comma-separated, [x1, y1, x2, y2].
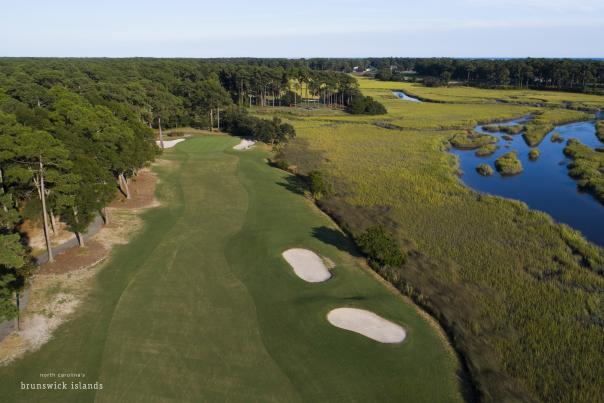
[529, 148, 540, 160]
[308, 170, 331, 199]
[272, 160, 289, 171]
[356, 226, 406, 268]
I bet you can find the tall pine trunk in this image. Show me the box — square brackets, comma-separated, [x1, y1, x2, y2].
[73, 206, 84, 247]
[101, 207, 109, 225]
[39, 158, 53, 263]
[49, 208, 57, 235]
[158, 117, 164, 150]
[119, 173, 131, 199]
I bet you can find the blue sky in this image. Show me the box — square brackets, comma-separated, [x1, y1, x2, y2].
[2, 0, 603, 57]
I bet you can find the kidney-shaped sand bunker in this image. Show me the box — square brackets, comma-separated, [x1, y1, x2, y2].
[327, 307, 406, 343]
[282, 248, 331, 282]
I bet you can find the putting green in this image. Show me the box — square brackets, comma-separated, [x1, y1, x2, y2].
[0, 136, 463, 402]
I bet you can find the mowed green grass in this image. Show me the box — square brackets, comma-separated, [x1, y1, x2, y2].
[0, 136, 462, 402]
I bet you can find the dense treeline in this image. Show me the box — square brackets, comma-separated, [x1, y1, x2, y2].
[377, 58, 604, 92]
[178, 57, 604, 93]
[0, 75, 158, 321]
[0, 58, 382, 321]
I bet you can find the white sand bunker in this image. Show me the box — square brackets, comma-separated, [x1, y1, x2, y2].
[282, 248, 331, 282]
[327, 308, 406, 343]
[233, 139, 256, 150]
[157, 138, 185, 149]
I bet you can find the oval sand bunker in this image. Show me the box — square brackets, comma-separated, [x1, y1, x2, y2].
[327, 308, 406, 343]
[233, 139, 256, 150]
[282, 248, 331, 282]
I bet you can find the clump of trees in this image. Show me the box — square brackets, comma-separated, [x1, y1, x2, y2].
[345, 95, 387, 115]
[221, 108, 295, 144]
[374, 58, 604, 93]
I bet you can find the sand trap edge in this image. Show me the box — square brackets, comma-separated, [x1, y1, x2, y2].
[327, 307, 406, 343]
[282, 248, 332, 283]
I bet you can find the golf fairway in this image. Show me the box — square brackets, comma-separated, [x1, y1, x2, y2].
[0, 136, 462, 402]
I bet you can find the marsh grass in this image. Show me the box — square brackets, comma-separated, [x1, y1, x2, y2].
[475, 144, 498, 157]
[450, 132, 498, 149]
[275, 80, 604, 403]
[475, 163, 494, 176]
[523, 109, 587, 146]
[596, 121, 604, 142]
[564, 139, 604, 204]
[495, 151, 523, 175]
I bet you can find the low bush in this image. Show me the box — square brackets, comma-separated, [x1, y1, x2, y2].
[308, 170, 332, 199]
[356, 225, 406, 269]
[529, 148, 540, 160]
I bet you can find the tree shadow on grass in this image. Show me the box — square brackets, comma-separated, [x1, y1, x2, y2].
[312, 226, 362, 257]
[277, 175, 307, 196]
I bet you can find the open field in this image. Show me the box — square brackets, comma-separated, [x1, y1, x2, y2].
[274, 79, 604, 402]
[0, 137, 462, 402]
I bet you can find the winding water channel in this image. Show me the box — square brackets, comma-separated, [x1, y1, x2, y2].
[450, 116, 604, 246]
[393, 90, 422, 102]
